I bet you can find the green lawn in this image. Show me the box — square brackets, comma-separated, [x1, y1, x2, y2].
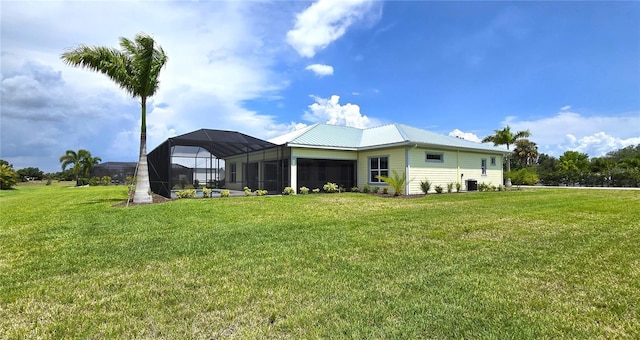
[1, 185, 639, 338]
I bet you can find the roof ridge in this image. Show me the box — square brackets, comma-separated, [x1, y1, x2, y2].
[392, 123, 411, 141]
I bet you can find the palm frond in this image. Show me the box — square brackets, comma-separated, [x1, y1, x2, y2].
[376, 170, 406, 196]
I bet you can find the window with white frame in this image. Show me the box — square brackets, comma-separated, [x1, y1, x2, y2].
[230, 163, 237, 182]
[481, 159, 487, 176]
[490, 156, 496, 166]
[425, 152, 444, 163]
[369, 156, 389, 183]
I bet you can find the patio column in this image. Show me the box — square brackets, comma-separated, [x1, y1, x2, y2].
[290, 156, 297, 194]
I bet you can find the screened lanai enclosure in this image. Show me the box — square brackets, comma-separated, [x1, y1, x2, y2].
[148, 129, 289, 198]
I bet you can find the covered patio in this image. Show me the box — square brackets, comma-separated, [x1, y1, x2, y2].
[148, 129, 286, 198]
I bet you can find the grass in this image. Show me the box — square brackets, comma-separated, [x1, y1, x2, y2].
[1, 184, 639, 338]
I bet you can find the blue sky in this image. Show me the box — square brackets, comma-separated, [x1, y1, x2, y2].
[1, 0, 639, 172]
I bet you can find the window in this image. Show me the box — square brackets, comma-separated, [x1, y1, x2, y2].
[490, 156, 496, 166]
[230, 163, 237, 182]
[425, 152, 444, 163]
[369, 156, 389, 183]
[481, 159, 487, 176]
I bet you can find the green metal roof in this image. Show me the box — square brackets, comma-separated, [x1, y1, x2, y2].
[271, 123, 506, 154]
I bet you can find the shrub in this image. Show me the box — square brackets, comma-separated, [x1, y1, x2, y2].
[323, 182, 338, 193]
[299, 186, 310, 194]
[376, 170, 406, 196]
[382, 187, 389, 194]
[202, 187, 212, 198]
[282, 187, 295, 195]
[88, 176, 101, 186]
[312, 188, 320, 194]
[255, 189, 268, 196]
[419, 179, 431, 194]
[176, 189, 196, 198]
[0, 164, 18, 190]
[435, 185, 443, 194]
[447, 182, 454, 193]
[508, 168, 540, 186]
[351, 186, 359, 193]
[101, 176, 112, 186]
[362, 184, 370, 193]
[372, 186, 380, 193]
[456, 182, 462, 193]
[220, 190, 230, 197]
[194, 179, 200, 188]
[244, 186, 252, 196]
[478, 182, 495, 192]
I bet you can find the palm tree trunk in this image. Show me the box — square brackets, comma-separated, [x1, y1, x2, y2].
[133, 98, 153, 203]
[505, 154, 512, 187]
[133, 131, 153, 203]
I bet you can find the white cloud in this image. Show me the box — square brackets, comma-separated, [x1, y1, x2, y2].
[303, 94, 372, 128]
[286, 0, 380, 58]
[564, 132, 640, 157]
[502, 109, 640, 157]
[560, 105, 571, 111]
[305, 64, 334, 76]
[448, 129, 482, 142]
[0, 1, 293, 171]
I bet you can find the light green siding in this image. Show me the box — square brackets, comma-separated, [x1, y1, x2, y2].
[407, 148, 503, 194]
[357, 147, 405, 194]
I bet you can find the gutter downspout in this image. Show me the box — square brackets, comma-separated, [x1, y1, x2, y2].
[405, 145, 415, 195]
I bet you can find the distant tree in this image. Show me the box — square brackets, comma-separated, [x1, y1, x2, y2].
[558, 151, 589, 185]
[536, 153, 561, 186]
[606, 144, 640, 163]
[81, 155, 102, 178]
[1, 164, 19, 189]
[513, 139, 539, 168]
[482, 126, 531, 186]
[52, 169, 75, 181]
[59, 149, 100, 186]
[615, 152, 640, 187]
[61, 33, 168, 203]
[588, 157, 616, 187]
[60, 150, 84, 186]
[619, 155, 640, 171]
[16, 167, 45, 181]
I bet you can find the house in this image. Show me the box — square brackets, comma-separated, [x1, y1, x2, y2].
[223, 123, 506, 194]
[91, 162, 137, 184]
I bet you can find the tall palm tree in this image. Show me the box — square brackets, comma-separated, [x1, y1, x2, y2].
[513, 139, 539, 167]
[60, 149, 93, 186]
[482, 125, 531, 186]
[61, 33, 168, 203]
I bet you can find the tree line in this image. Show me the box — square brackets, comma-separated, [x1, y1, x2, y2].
[0, 149, 102, 189]
[517, 145, 640, 187]
[482, 126, 639, 188]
